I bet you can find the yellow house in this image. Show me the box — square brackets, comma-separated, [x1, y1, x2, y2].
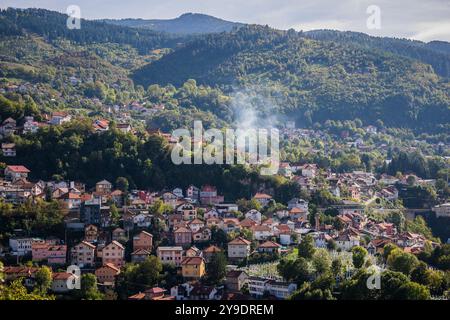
[180, 256, 206, 279]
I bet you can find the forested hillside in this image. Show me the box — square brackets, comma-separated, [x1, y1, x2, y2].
[304, 30, 450, 78]
[132, 26, 450, 132]
[0, 8, 186, 53]
[103, 12, 243, 34]
[1, 8, 449, 133]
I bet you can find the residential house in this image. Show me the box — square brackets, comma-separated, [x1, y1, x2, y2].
[253, 225, 273, 241]
[133, 231, 153, 252]
[133, 212, 152, 228]
[245, 209, 262, 224]
[180, 256, 206, 279]
[4, 165, 30, 181]
[174, 226, 192, 247]
[257, 241, 281, 255]
[0, 118, 17, 136]
[188, 218, 204, 233]
[84, 224, 98, 243]
[221, 218, 241, 233]
[225, 270, 249, 292]
[101, 241, 125, 268]
[289, 207, 308, 221]
[52, 272, 78, 293]
[80, 198, 102, 225]
[186, 246, 202, 257]
[58, 191, 82, 210]
[300, 164, 317, 178]
[193, 227, 212, 243]
[228, 237, 251, 260]
[3, 266, 39, 288]
[177, 203, 197, 221]
[248, 277, 297, 299]
[49, 112, 71, 125]
[1, 143, 16, 157]
[157, 246, 184, 266]
[167, 214, 183, 230]
[185, 185, 200, 201]
[95, 180, 112, 194]
[200, 185, 224, 205]
[129, 287, 174, 301]
[172, 187, 184, 198]
[240, 218, 257, 230]
[287, 198, 309, 211]
[335, 232, 360, 251]
[162, 192, 178, 208]
[131, 248, 151, 263]
[95, 263, 120, 286]
[253, 193, 273, 207]
[202, 245, 222, 263]
[71, 240, 96, 268]
[32, 242, 67, 265]
[433, 203, 450, 218]
[9, 237, 42, 256]
[204, 209, 219, 220]
[116, 123, 132, 133]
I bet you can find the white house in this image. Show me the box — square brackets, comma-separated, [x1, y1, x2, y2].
[245, 209, 262, 224]
[253, 225, 273, 241]
[335, 233, 360, 251]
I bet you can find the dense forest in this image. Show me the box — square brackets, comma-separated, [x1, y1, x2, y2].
[8, 119, 297, 202]
[133, 25, 450, 132]
[102, 12, 243, 34]
[0, 8, 187, 54]
[304, 30, 450, 78]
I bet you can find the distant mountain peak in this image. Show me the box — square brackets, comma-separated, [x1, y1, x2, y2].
[103, 12, 243, 35]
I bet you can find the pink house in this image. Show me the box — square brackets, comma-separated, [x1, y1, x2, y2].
[32, 242, 67, 265]
[174, 226, 192, 247]
[157, 246, 184, 266]
[133, 231, 153, 252]
[101, 241, 125, 268]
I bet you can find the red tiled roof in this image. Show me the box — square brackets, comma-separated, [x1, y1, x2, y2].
[6, 165, 30, 173]
[258, 241, 281, 249]
[52, 272, 74, 280]
[253, 193, 272, 199]
[203, 245, 222, 253]
[181, 256, 205, 266]
[229, 237, 251, 246]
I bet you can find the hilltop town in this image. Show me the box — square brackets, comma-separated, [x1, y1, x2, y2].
[0, 115, 449, 300]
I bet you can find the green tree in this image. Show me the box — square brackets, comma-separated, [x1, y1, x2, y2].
[312, 248, 332, 274]
[298, 234, 316, 260]
[207, 253, 227, 284]
[352, 246, 368, 269]
[35, 266, 52, 294]
[395, 282, 431, 300]
[79, 273, 104, 300]
[116, 256, 162, 299]
[382, 243, 398, 262]
[0, 279, 55, 300]
[331, 259, 344, 278]
[277, 257, 310, 285]
[115, 176, 129, 193]
[110, 204, 120, 226]
[387, 248, 419, 276]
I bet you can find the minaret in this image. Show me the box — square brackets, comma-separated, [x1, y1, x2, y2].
[315, 214, 320, 231]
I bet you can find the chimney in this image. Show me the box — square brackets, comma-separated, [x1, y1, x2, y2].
[315, 214, 320, 231]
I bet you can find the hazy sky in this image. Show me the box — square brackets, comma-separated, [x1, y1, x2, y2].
[2, 0, 450, 42]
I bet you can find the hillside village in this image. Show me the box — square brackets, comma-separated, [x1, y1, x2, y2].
[0, 7, 449, 301]
[1, 131, 449, 299]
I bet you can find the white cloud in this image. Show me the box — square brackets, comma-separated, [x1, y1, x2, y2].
[410, 22, 450, 42]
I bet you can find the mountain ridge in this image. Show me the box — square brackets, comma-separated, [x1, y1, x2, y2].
[102, 12, 244, 34]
